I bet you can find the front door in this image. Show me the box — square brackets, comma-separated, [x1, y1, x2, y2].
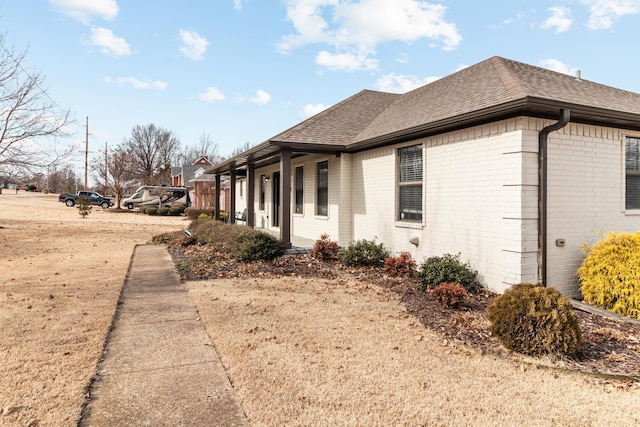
[272, 172, 280, 227]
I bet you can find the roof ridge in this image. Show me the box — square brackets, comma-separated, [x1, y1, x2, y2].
[489, 56, 532, 99]
[271, 89, 386, 142]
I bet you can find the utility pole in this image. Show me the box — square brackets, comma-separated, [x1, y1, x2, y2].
[84, 116, 89, 191]
[104, 141, 109, 194]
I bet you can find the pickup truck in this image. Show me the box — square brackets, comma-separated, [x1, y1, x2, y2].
[58, 191, 115, 209]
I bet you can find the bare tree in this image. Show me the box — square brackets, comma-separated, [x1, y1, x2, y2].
[177, 132, 224, 166]
[47, 165, 81, 194]
[0, 34, 74, 175]
[228, 141, 252, 158]
[123, 124, 180, 185]
[91, 144, 137, 208]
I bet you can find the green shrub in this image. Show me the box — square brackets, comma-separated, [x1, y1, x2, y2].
[487, 283, 582, 356]
[340, 238, 390, 267]
[219, 211, 229, 222]
[311, 233, 340, 261]
[577, 232, 640, 320]
[145, 207, 158, 216]
[186, 219, 284, 262]
[157, 207, 170, 216]
[76, 196, 92, 218]
[169, 206, 185, 216]
[383, 252, 417, 277]
[185, 207, 215, 220]
[417, 253, 477, 292]
[237, 230, 284, 261]
[138, 206, 148, 214]
[431, 282, 467, 308]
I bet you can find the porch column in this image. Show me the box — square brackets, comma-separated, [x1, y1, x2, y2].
[280, 149, 292, 248]
[229, 167, 236, 224]
[214, 174, 221, 221]
[247, 163, 255, 228]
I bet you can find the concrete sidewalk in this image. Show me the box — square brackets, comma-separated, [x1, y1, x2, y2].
[80, 245, 248, 426]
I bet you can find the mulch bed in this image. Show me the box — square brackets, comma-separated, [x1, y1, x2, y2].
[171, 250, 640, 381]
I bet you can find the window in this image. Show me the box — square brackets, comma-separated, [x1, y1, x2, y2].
[316, 161, 328, 216]
[295, 166, 304, 214]
[259, 175, 265, 210]
[626, 136, 640, 209]
[398, 144, 423, 221]
[239, 180, 244, 198]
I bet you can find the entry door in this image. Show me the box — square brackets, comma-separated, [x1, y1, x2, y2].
[272, 172, 280, 227]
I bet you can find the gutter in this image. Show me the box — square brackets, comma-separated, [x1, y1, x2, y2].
[539, 109, 570, 286]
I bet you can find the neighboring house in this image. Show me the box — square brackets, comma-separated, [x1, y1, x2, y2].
[205, 56, 640, 297]
[190, 167, 231, 210]
[171, 156, 213, 206]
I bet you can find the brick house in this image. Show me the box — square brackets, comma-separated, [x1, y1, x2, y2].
[205, 56, 640, 297]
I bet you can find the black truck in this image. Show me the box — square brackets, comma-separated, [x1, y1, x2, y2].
[58, 191, 114, 209]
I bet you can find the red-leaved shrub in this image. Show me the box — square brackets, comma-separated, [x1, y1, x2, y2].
[383, 251, 417, 277]
[311, 234, 340, 261]
[431, 282, 467, 308]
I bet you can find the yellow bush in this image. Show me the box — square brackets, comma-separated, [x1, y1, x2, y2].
[577, 231, 640, 320]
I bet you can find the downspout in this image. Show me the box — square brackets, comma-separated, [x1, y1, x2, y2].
[538, 109, 570, 287]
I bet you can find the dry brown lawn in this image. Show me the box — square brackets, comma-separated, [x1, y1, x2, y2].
[2, 193, 639, 426]
[186, 278, 640, 426]
[0, 193, 185, 426]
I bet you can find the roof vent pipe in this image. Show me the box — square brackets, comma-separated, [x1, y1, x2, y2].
[538, 109, 570, 287]
[575, 70, 581, 81]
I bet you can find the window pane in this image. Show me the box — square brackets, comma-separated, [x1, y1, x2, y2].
[316, 161, 328, 216]
[399, 145, 423, 183]
[626, 137, 640, 209]
[295, 166, 304, 214]
[399, 185, 422, 221]
[626, 174, 640, 209]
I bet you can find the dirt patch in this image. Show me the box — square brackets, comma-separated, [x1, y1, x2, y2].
[0, 194, 185, 426]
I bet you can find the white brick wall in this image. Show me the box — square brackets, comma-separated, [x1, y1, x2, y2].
[546, 125, 640, 297]
[245, 118, 640, 297]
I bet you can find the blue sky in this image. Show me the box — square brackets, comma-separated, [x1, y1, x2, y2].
[2, 0, 640, 175]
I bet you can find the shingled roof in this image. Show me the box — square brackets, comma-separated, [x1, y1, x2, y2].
[350, 56, 640, 149]
[207, 56, 640, 174]
[270, 89, 399, 146]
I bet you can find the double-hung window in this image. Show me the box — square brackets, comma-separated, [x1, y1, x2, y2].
[316, 161, 328, 216]
[295, 166, 304, 214]
[626, 136, 640, 210]
[398, 144, 423, 221]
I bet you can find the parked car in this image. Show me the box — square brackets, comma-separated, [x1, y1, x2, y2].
[58, 191, 114, 209]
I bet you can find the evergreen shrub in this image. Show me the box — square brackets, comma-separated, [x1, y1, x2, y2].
[577, 231, 640, 320]
[487, 283, 582, 356]
[340, 238, 390, 267]
[417, 253, 477, 292]
[145, 207, 158, 216]
[157, 207, 170, 216]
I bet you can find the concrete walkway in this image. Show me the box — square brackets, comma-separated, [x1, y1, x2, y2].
[80, 245, 248, 426]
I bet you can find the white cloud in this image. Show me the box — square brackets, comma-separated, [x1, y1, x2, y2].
[278, 0, 461, 71]
[179, 30, 209, 60]
[316, 50, 378, 71]
[301, 103, 330, 118]
[540, 6, 573, 33]
[90, 27, 131, 56]
[198, 87, 226, 102]
[248, 90, 272, 104]
[539, 58, 578, 76]
[49, 0, 119, 24]
[375, 73, 439, 93]
[580, 0, 640, 29]
[233, 0, 246, 10]
[104, 76, 168, 89]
